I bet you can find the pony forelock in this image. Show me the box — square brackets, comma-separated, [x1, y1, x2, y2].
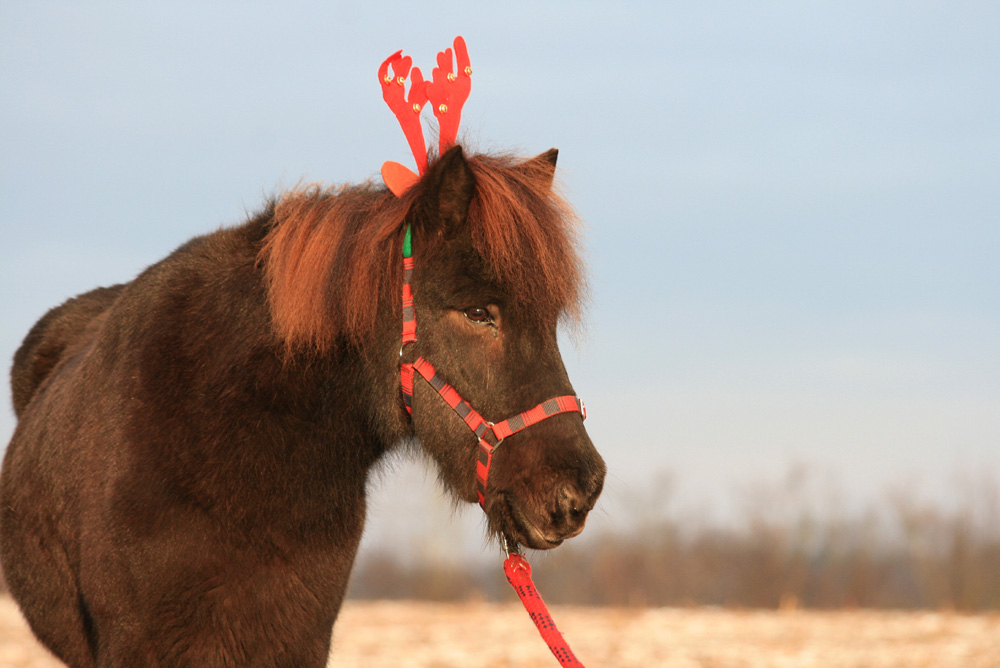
[259, 149, 584, 354]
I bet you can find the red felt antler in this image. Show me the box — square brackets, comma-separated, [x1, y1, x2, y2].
[379, 37, 471, 196]
[426, 36, 472, 157]
[378, 50, 429, 176]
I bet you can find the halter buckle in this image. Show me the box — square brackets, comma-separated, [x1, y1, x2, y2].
[486, 421, 504, 448]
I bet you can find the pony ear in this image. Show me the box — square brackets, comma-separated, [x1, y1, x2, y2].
[523, 148, 559, 190]
[420, 144, 476, 236]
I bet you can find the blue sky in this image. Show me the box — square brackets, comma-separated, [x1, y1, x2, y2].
[2, 3, 998, 553]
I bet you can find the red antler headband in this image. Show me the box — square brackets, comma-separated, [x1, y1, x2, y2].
[379, 36, 472, 197]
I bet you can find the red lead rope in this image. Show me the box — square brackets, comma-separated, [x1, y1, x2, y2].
[399, 226, 587, 666]
[408, 356, 589, 664]
[504, 552, 586, 666]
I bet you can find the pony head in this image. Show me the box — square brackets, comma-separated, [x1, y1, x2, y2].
[402, 144, 605, 549]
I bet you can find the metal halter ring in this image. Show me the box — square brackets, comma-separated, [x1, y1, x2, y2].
[501, 534, 522, 558]
[486, 421, 504, 448]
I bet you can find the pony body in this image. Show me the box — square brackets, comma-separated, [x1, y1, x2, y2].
[1, 147, 604, 667]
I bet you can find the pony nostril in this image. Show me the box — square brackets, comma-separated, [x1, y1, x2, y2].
[554, 483, 590, 530]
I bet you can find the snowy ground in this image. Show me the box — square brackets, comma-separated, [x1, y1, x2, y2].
[2, 596, 998, 667]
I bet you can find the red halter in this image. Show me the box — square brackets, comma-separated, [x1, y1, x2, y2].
[398, 226, 586, 509]
[398, 228, 588, 667]
[383, 40, 589, 666]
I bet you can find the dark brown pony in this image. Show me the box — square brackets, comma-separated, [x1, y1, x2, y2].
[1, 145, 605, 667]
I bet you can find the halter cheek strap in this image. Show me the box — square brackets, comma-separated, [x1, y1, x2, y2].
[398, 226, 586, 510]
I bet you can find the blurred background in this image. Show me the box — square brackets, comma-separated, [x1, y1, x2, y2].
[2, 2, 998, 609]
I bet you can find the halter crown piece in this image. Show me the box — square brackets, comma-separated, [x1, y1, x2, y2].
[379, 38, 588, 668]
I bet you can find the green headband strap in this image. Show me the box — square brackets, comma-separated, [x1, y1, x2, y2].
[402, 224, 413, 259]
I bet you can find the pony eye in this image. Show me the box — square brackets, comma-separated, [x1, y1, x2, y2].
[464, 307, 492, 323]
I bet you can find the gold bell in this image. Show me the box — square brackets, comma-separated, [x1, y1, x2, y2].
[438, 104, 448, 114]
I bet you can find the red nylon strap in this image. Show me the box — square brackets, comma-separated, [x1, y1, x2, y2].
[400, 254, 417, 415]
[410, 357, 495, 506]
[412, 357, 493, 440]
[491, 396, 586, 441]
[409, 357, 585, 509]
[400, 363, 415, 415]
[474, 440, 496, 508]
[504, 553, 586, 666]
[401, 256, 417, 345]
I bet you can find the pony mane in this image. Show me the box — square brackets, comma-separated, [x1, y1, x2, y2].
[465, 152, 584, 327]
[259, 149, 584, 353]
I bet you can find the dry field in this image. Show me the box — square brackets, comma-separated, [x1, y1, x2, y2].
[2, 595, 998, 667]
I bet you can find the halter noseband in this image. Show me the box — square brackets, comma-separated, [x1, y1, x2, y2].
[398, 225, 586, 509]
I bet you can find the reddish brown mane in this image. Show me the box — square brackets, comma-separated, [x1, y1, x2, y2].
[259, 149, 584, 353]
[259, 183, 408, 352]
[465, 152, 584, 325]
